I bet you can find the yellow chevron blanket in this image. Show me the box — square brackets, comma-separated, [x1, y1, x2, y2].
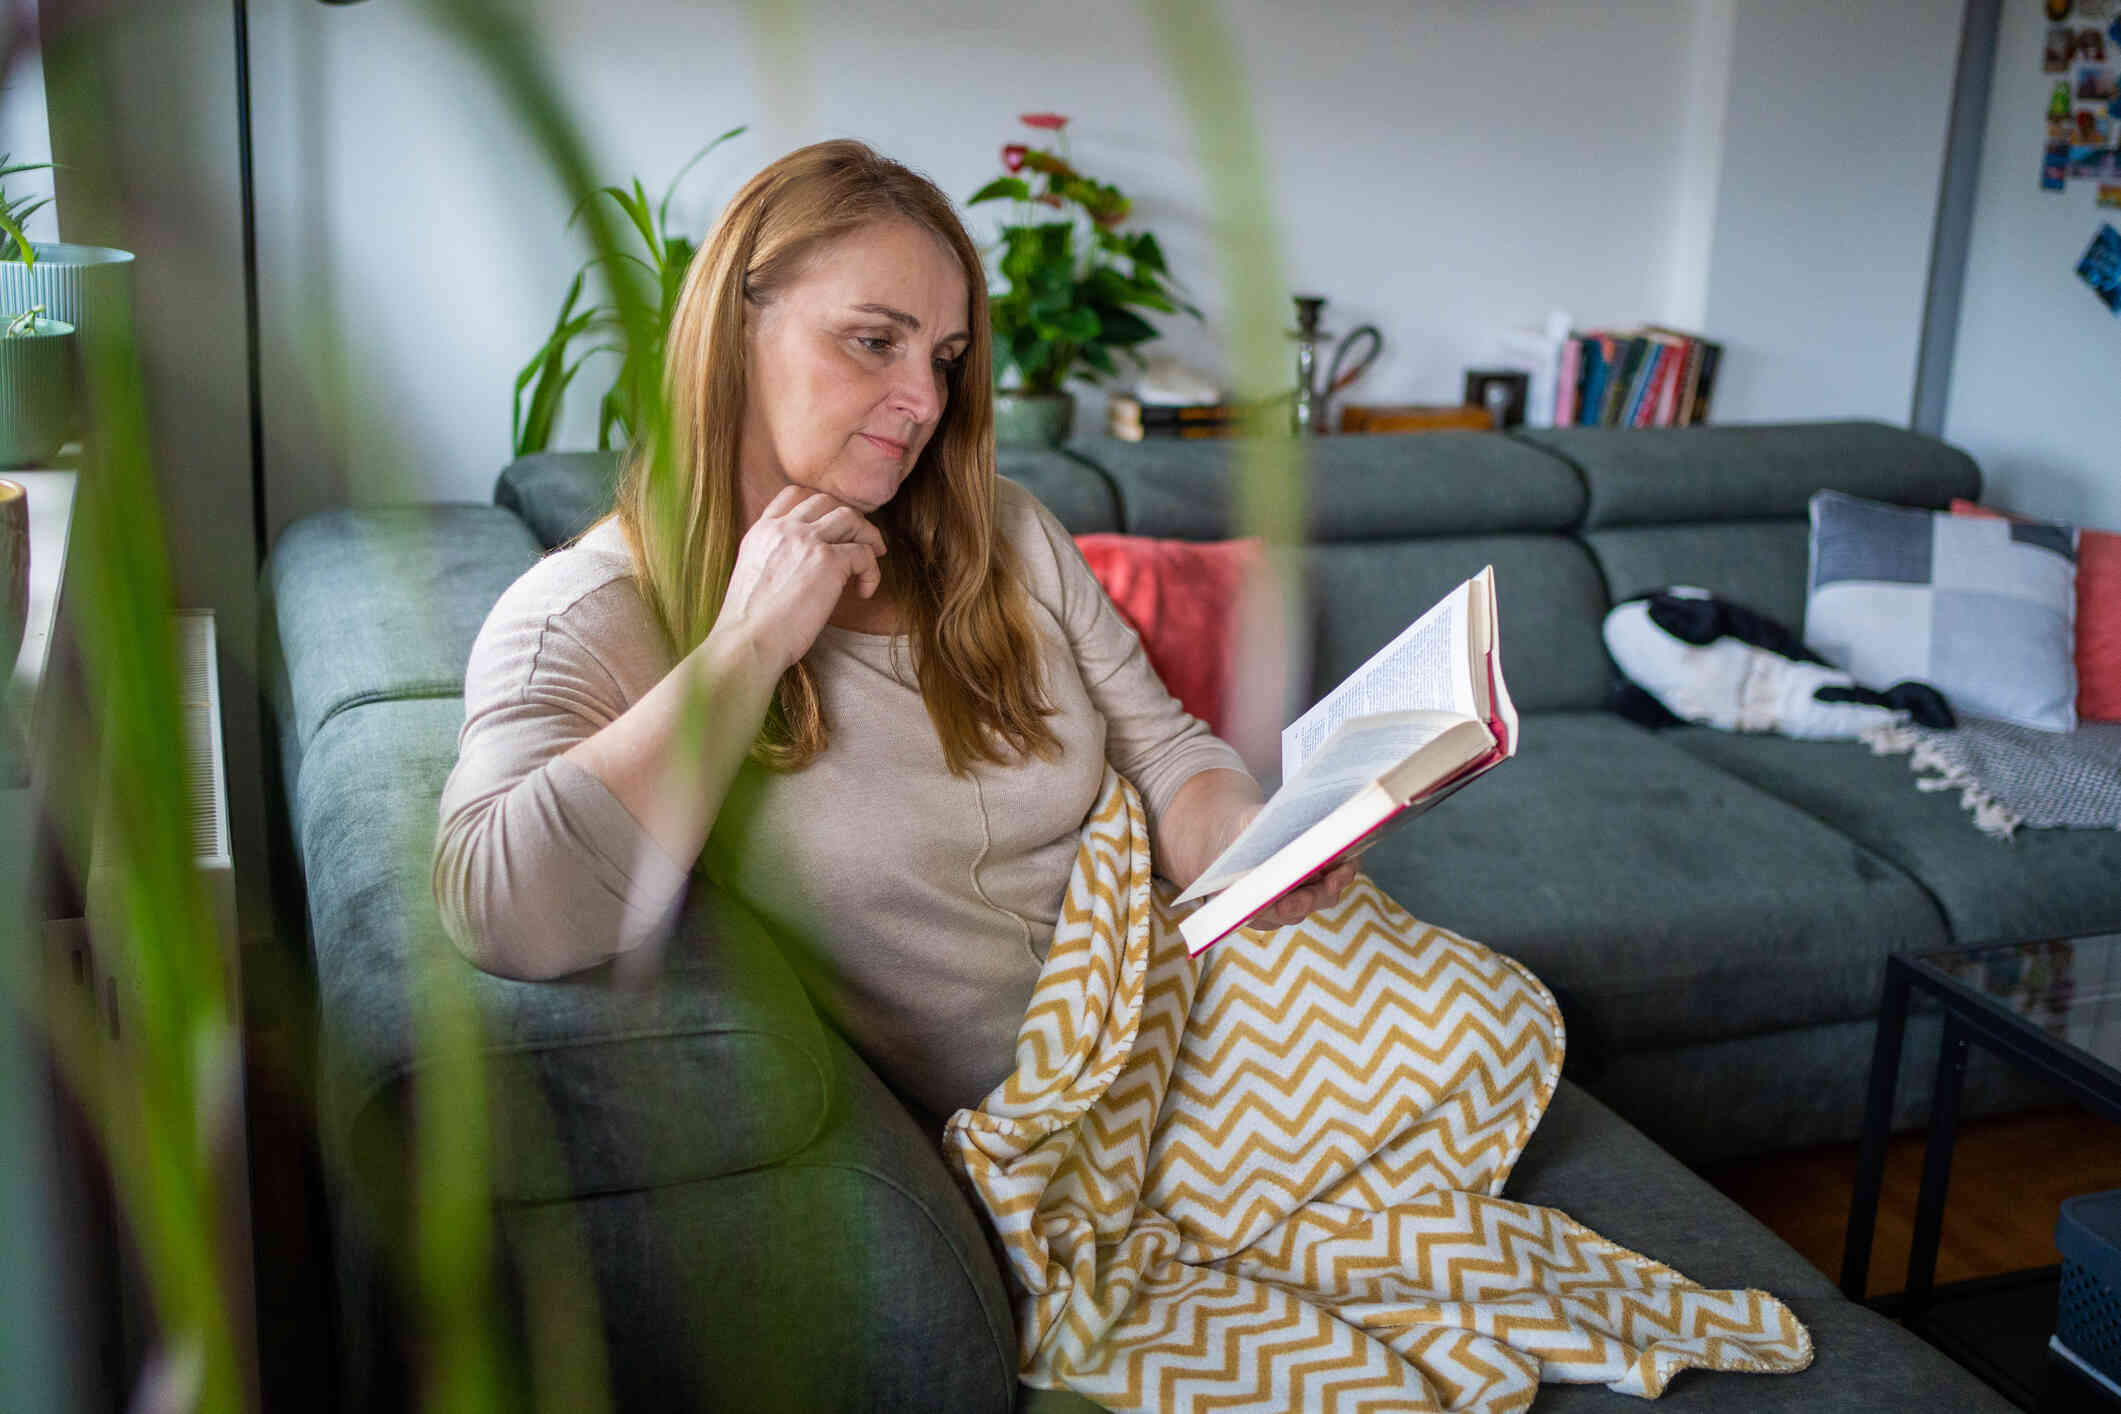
[944, 770, 1812, 1413]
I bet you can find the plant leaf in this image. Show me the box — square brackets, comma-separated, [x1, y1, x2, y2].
[1042, 307, 1099, 343]
[656, 124, 745, 233]
[569, 184, 660, 256]
[1094, 307, 1157, 345]
[520, 362, 579, 454]
[569, 249, 659, 285]
[967, 176, 1032, 206]
[620, 180, 660, 254]
[0, 208, 32, 267]
[514, 272, 588, 453]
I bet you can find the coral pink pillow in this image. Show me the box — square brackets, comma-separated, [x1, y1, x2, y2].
[1074, 534, 1263, 735]
[1952, 498, 2121, 721]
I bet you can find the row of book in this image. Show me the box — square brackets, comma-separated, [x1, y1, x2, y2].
[1106, 324, 1724, 438]
[1106, 394, 1255, 441]
[1553, 328, 1723, 429]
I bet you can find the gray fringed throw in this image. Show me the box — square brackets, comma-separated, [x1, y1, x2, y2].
[1863, 717, 2121, 838]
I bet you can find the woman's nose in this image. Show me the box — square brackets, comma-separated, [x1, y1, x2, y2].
[890, 358, 942, 423]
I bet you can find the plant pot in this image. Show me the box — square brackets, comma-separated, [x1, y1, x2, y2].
[994, 390, 1075, 446]
[0, 242, 134, 339]
[0, 316, 75, 467]
[0, 244, 133, 436]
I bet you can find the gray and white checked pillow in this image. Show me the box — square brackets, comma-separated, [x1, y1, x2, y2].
[1806, 490, 2079, 733]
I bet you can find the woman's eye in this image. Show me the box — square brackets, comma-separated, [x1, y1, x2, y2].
[934, 355, 962, 375]
[856, 335, 895, 355]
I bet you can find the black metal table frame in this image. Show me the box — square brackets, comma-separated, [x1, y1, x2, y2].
[1841, 946, 2121, 1317]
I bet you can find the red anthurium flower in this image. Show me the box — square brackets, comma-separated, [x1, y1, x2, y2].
[1002, 143, 1028, 172]
[1019, 112, 1069, 131]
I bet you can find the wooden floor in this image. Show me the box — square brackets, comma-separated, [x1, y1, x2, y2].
[1700, 1106, 2121, 1295]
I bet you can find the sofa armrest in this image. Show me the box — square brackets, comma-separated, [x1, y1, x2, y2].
[283, 699, 837, 1206]
[323, 865, 840, 1208]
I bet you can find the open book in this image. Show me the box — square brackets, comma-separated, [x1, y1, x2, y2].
[1174, 566, 1520, 954]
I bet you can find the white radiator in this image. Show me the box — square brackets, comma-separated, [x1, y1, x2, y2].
[84, 608, 257, 1404]
[88, 610, 239, 1017]
[175, 610, 237, 959]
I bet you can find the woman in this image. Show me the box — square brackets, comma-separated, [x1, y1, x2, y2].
[432, 139, 1359, 1127]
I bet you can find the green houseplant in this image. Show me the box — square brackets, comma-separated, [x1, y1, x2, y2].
[0, 155, 56, 268]
[514, 126, 745, 456]
[967, 112, 1198, 444]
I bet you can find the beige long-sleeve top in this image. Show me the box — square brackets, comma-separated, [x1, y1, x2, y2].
[433, 476, 1251, 1119]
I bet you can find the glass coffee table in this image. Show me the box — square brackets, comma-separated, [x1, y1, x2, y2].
[1842, 935, 2121, 1410]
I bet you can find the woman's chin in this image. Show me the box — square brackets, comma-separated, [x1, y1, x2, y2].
[827, 469, 906, 513]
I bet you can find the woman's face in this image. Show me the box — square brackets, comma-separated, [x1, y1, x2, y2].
[738, 219, 972, 522]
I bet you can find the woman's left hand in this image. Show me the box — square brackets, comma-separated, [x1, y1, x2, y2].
[1158, 772, 1366, 930]
[1203, 799, 1365, 931]
[1241, 850, 1364, 930]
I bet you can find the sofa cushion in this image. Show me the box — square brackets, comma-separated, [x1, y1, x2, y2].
[1508, 1080, 1836, 1299]
[1075, 533, 1262, 733]
[1534, 1293, 2011, 1411]
[1027, 1080, 2014, 1411]
[1585, 520, 1813, 639]
[491, 447, 1123, 550]
[1077, 430, 1586, 540]
[1304, 535, 1613, 713]
[1520, 420, 1981, 529]
[494, 449, 623, 549]
[1668, 727, 2121, 945]
[1003, 446, 1121, 532]
[296, 696, 835, 1202]
[1588, 1010, 2065, 1167]
[1356, 711, 1950, 1054]
[496, 1025, 1018, 1414]
[1957, 498, 2121, 723]
[264, 505, 543, 755]
[1808, 490, 2079, 732]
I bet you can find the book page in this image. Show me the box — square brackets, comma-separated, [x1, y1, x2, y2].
[1281, 577, 1478, 781]
[1178, 712, 1466, 903]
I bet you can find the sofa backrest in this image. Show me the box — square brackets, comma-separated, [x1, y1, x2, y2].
[1085, 432, 1612, 712]
[1520, 421, 1981, 637]
[475, 419, 1984, 717]
[491, 445, 1123, 549]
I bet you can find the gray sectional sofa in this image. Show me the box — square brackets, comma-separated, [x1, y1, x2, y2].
[261, 420, 2103, 1411]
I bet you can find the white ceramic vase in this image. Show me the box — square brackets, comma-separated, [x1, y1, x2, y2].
[0, 316, 75, 467]
[0, 244, 133, 440]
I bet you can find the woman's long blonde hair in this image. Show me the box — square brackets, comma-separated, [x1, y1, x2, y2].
[611, 138, 1060, 775]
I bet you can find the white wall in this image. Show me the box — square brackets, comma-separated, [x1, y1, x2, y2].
[1697, 0, 1965, 425]
[0, 0, 58, 247]
[251, 0, 1753, 532]
[1946, 0, 2121, 529]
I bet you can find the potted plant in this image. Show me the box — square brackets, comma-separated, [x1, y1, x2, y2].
[514, 126, 746, 456]
[0, 305, 75, 466]
[968, 113, 1199, 444]
[0, 154, 133, 384]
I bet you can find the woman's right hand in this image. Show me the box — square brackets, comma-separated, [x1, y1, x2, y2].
[712, 486, 887, 671]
